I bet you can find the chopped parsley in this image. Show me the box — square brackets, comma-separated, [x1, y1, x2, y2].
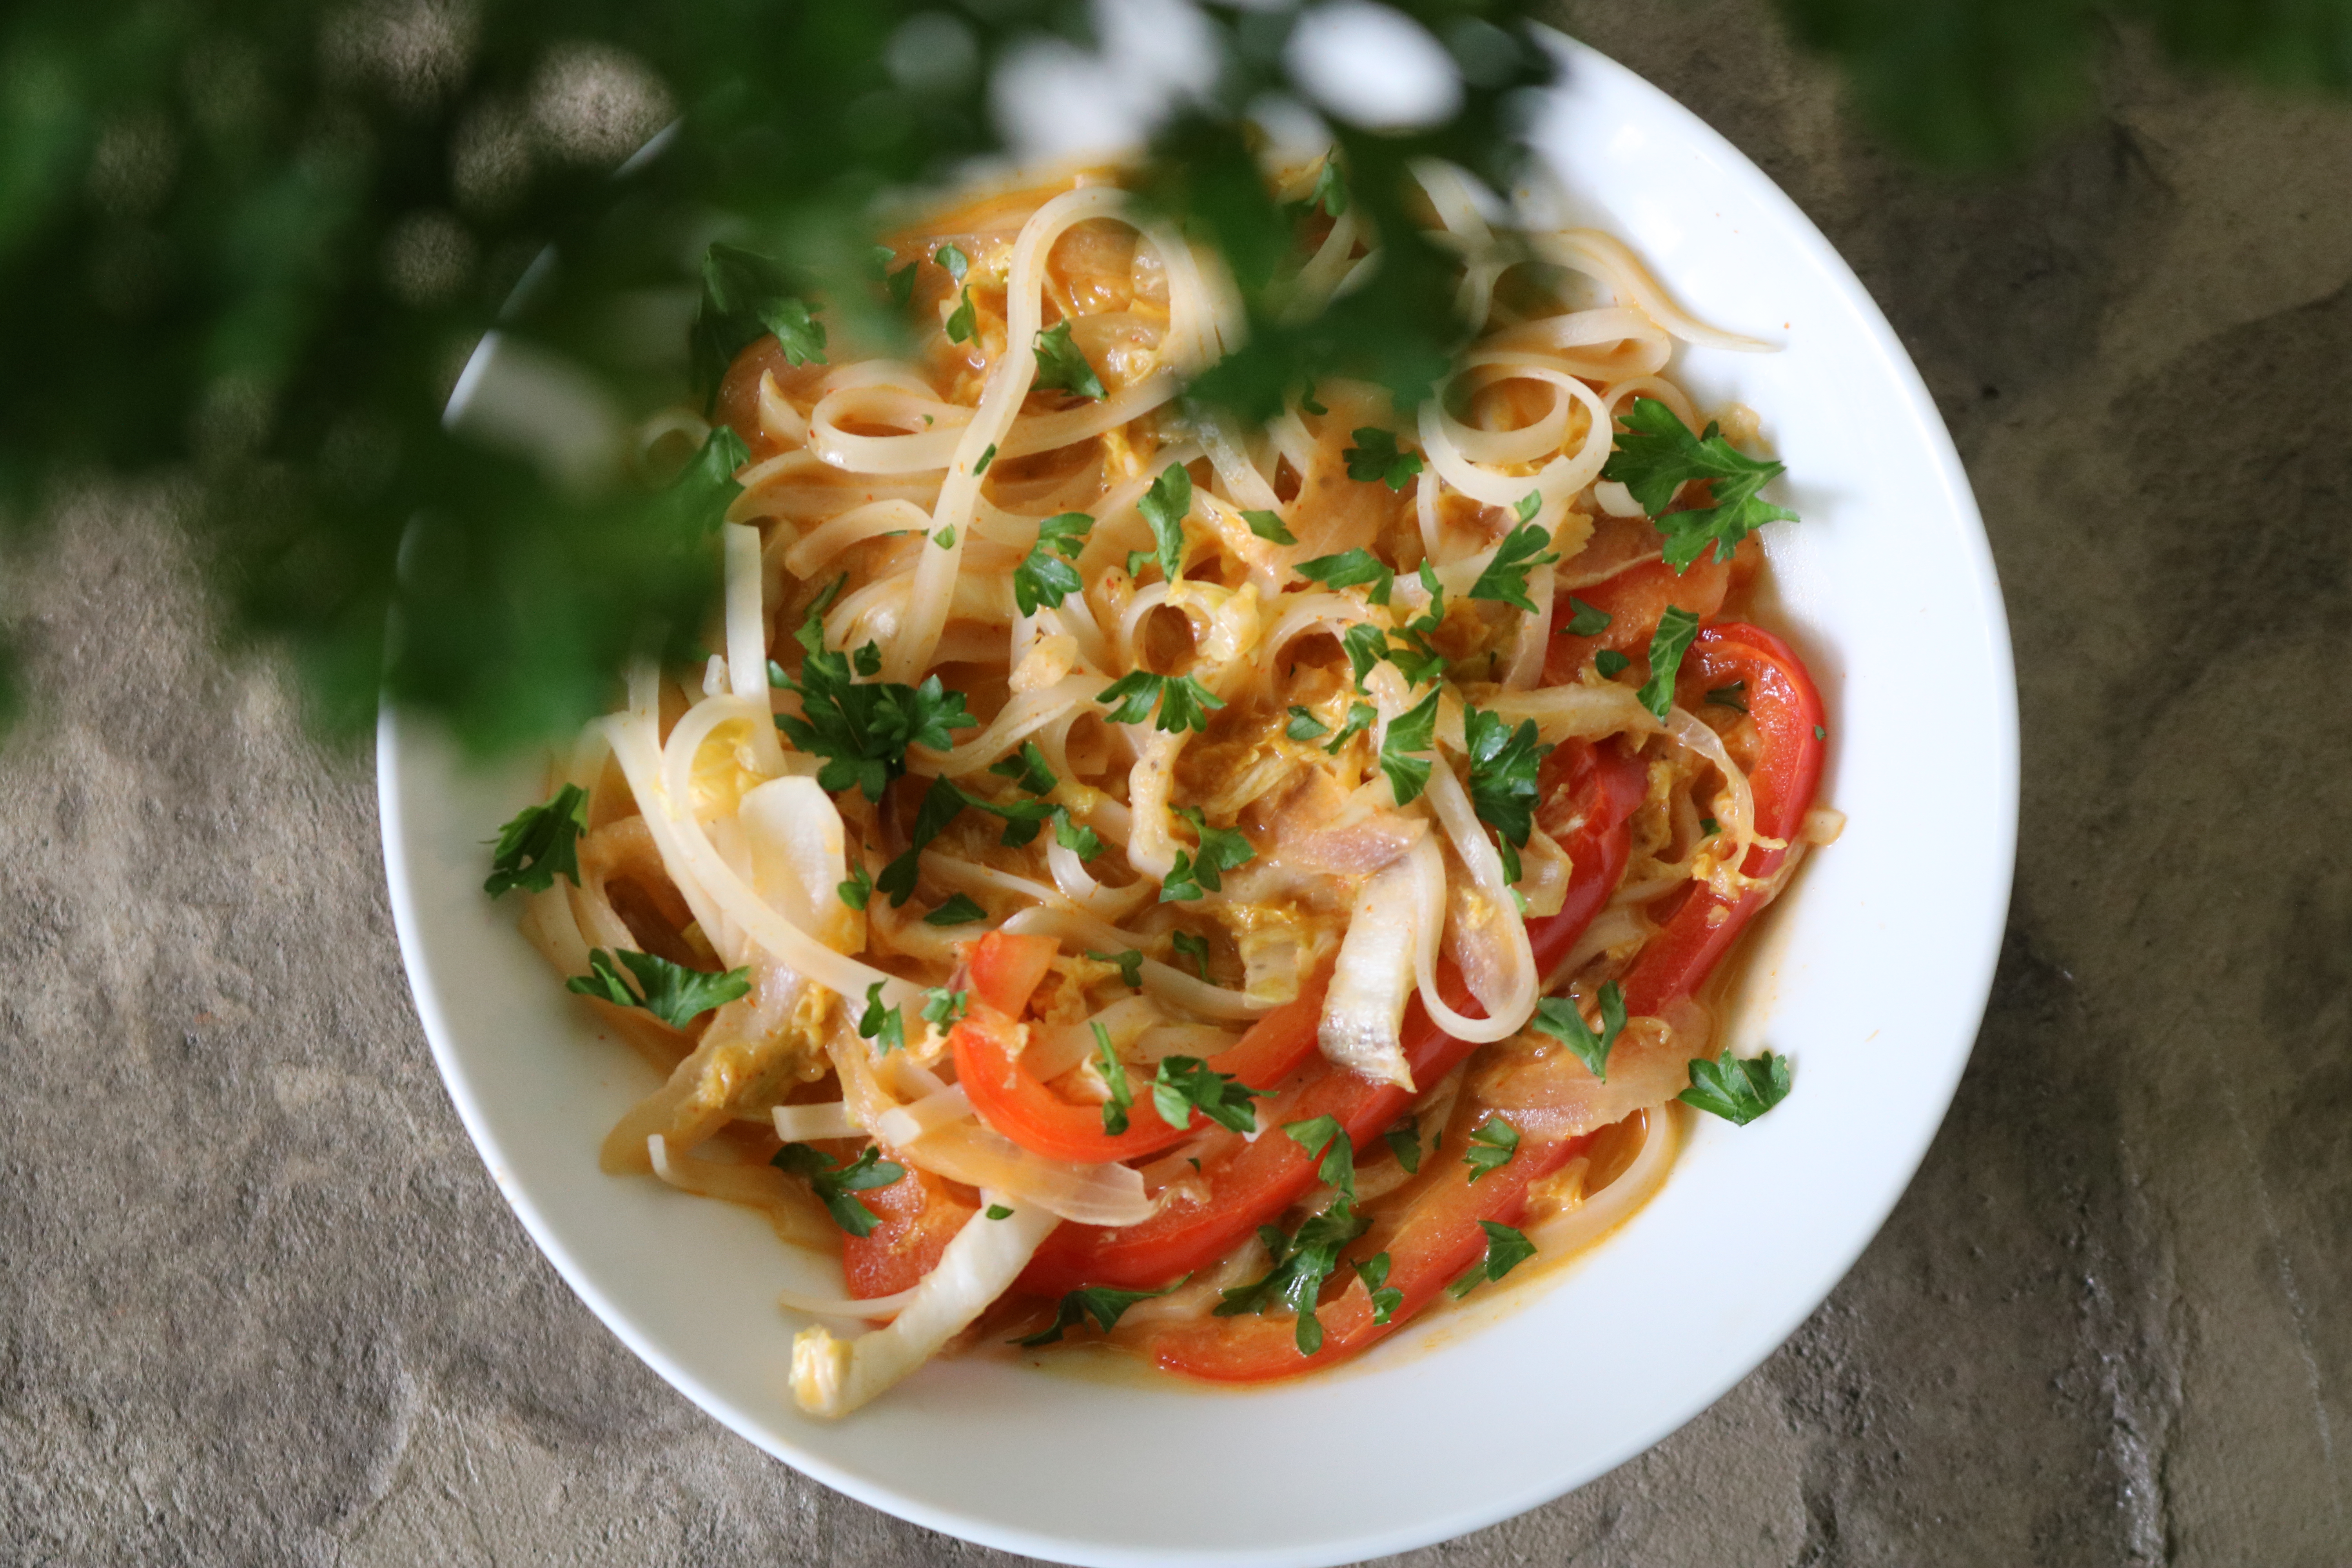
[1814, 724, 1828, 741]
[1341, 622, 1392, 687]
[1466, 524, 1561, 614]
[1512, 491, 1543, 524]
[772, 592, 977, 802]
[1356, 1253, 1402, 1325]
[1462, 1117, 1521, 1181]
[690, 241, 826, 402]
[855, 981, 906, 1054]
[1680, 1051, 1793, 1125]
[1152, 1056, 1266, 1135]
[1170, 929, 1211, 979]
[989, 740, 1058, 796]
[973, 442, 997, 475]
[1016, 1278, 1186, 1346]
[1283, 1115, 1357, 1200]
[1031, 319, 1105, 399]
[936, 243, 977, 343]
[1382, 1116, 1423, 1174]
[880, 249, 918, 307]
[1285, 705, 1331, 742]
[1139, 462, 1193, 583]
[1700, 816, 1720, 837]
[567, 949, 750, 1030]
[1601, 397, 1797, 570]
[1563, 597, 1612, 637]
[924, 893, 987, 927]
[1214, 1197, 1369, 1355]
[485, 784, 589, 897]
[1324, 700, 1377, 754]
[985, 1203, 1014, 1220]
[875, 774, 969, 906]
[919, 986, 969, 1029]
[1093, 1022, 1132, 1136]
[1242, 508, 1297, 544]
[1095, 670, 1225, 733]
[1162, 806, 1256, 901]
[1595, 649, 1631, 679]
[934, 524, 956, 550]
[1448, 1220, 1537, 1298]
[770, 1143, 904, 1237]
[1637, 605, 1702, 722]
[1706, 681, 1748, 712]
[1294, 547, 1394, 605]
[1087, 947, 1145, 989]
[1052, 808, 1104, 862]
[837, 860, 873, 911]
[1310, 156, 1347, 217]
[1013, 511, 1093, 615]
[1378, 688, 1442, 806]
[1342, 426, 1423, 491]
[1532, 980, 1628, 1080]
[1463, 706, 1553, 880]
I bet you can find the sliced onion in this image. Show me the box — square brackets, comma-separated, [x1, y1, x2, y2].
[1318, 849, 1431, 1090]
[1418, 766, 1537, 1042]
[772, 1102, 862, 1142]
[740, 775, 858, 952]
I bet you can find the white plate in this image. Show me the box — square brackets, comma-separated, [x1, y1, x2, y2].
[379, 33, 2015, 1568]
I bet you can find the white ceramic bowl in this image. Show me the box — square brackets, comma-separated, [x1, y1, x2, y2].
[380, 34, 2015, 1568]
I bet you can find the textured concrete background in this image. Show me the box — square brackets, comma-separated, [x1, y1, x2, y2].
[3, 2, 2348, 1563]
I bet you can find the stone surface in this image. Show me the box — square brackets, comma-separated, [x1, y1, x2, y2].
[3, 4, 2349, 1563]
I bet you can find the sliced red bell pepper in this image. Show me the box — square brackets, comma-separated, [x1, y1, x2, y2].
[1018, 740, 1649, 1297]
[1147, 1126, 1590, 1381]
[1144, 622, 1826, 1379]
[1619, 621, 1826, 1015]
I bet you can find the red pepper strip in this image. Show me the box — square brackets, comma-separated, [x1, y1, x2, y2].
[952, 976, 1325, 1167]
[1147, 1129, 1590, 1381]
[1619, 622, 1826, 1016]
[1543, 552, 1731, 684]
[1018, 742, 1649, 1297]
[964, 931, 1060, 1017]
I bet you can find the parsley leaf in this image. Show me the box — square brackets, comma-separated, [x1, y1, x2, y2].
[945, 286, 977, 343]
[1706, 681, 1748, 713]
[1295, 547, 1395, 605]
[1595, 649, 1631, 679]
[1638, 605, 1702, 722]
[1242, 508, 1297, 544]
[883, 256, 917, 309]
[1087, 948, 1145, 989]
[1382, 1117, 1423, 1174]
[772, 597, 978, 800]
[1139, 462, 1193, 583]
[920, 986, 969, 1029]
[924, 893, 987, 926]
[1285, 706, 1331, 741]
[1531, 981, 1628, 1080]
[1214, 1196, 1370, 1355]
[1031, 319, 1106, 399]
[1016, 1277, 1186, 1346]
[1463, 707, 1552, 860]
[1095, 671, 1225, 733]
[875, 775, 969, 907]
[1170, 929, 1211, 979]
[1152, 1056, 1265, 1135]
[1311, 156, 1347, 217]
[989, 740, 1058, 796]
[935, 243, 969, 283]
[1342, 427, 1423, 491]
[1093, 1022, 1132, 1136]
[1467, 524, 1560, 614]
[1284, 1114, 1357, 1200]
[690, 242, 827, 403]
[1013, 511, 1093, 615]
[1161, 806, 1256, 901]
[985, 1203, 1014, 1221]
[935, 525, 956, 550]
[1601, 397, 1798, 570]
[856, 981, 906, 1054]
[1341, 623, 1392, 687]
[566, 949, 750, 1031]
[1680, 1051, 1794, 1125]
[974, 443, 996, 475]
[485, 783, 589, 897]
[1462, 1117, 1522, 1181]
[838, 861, 873, 911]
[1448, 1220, 1537, 1298]
[1053, 808, 1104, 861]
[1563, 596, 1612, 637]
[1512, 491, 1543, 524]
[1357, 1252, 1402, 1325]
[1379, 689, 1442, 805]
[1700, 816, 1720, 837]
[771, 1143, 904, 1237]
[1325, 700, 1377, 753]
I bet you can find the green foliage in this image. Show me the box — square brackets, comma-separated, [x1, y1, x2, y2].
[0, 0, 2342, 744]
